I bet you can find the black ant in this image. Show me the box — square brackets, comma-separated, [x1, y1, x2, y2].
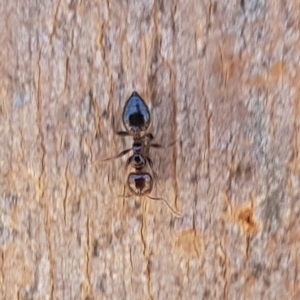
[103, 91, 181, 217]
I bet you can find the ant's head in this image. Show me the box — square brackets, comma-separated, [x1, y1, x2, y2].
[127, 172, 153, 195]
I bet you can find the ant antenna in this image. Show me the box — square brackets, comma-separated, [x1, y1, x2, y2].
[118, 194, 181, 218]
[146, 195, 182, 218]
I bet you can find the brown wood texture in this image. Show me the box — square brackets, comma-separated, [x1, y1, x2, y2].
[1, 0, 299, 299]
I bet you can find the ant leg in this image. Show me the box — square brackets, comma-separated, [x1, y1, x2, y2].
[143, 133, 154, 140]
[118, 182, 132, 198]
[150, 143, 164, 149]
[146, 156, 153, 168]
[125, 155, 133, 169]
[101, 148, 131, 162]
[117, 131, 131, 136]
[146, 157, 158, 181]
[147, 195, 182, 218]
[150, 140, 177, 149]
[143, 133, 176, 149]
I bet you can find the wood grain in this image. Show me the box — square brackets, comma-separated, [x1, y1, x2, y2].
[0, 0, 299, 299]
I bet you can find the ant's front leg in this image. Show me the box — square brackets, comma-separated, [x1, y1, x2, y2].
[111, 116, 124, 135]
[112, 115, 132, 136]
[125, 155, 133, 169]
[146, 156, 158, 181]
[150, 143, 164, 149]
[142, 133, 164, 148]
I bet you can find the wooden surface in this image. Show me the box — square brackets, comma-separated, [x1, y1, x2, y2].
[1, 0, 299, 299]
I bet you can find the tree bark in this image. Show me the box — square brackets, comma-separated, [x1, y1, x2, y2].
[0, 0, 299, 299]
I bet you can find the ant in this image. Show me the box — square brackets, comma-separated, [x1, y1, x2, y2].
[103, 91, 181, 217]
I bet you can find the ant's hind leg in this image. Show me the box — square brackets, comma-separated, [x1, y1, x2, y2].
[150, 143, 164, 149]
[112, 115, 131, 136]
[143, 133, 154, 141]
[117, 131, 131, 137]
[146, 156, 153, 168]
